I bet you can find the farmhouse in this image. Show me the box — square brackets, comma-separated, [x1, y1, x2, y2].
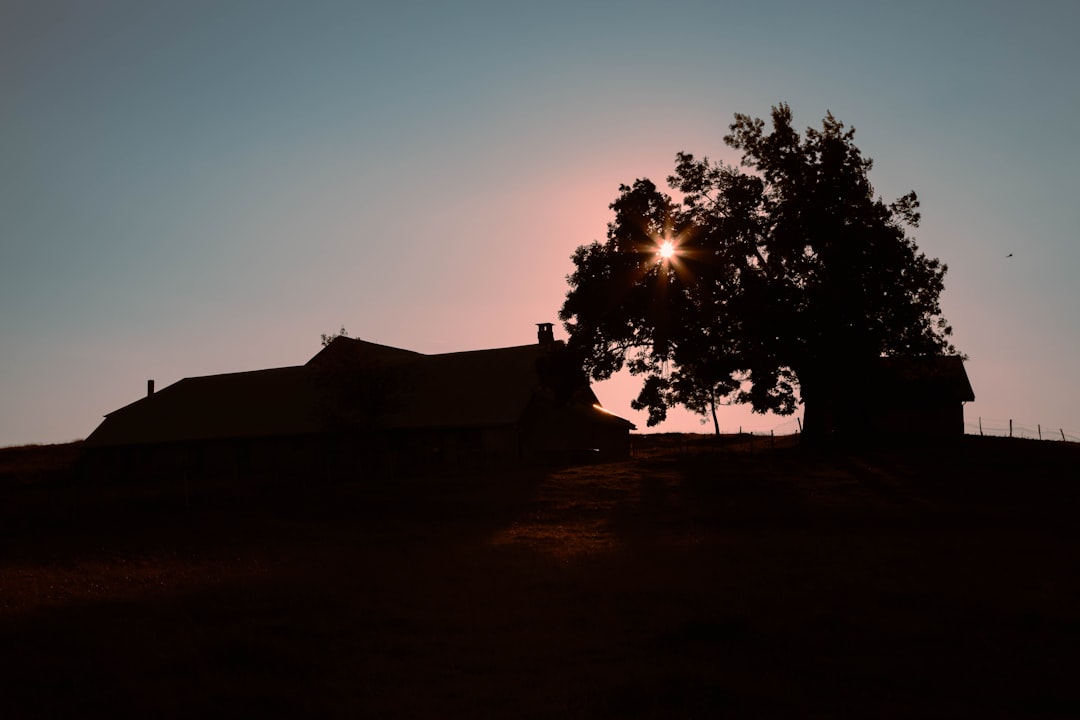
[83, 324, 634, 480]
[804, 355, 975, 439]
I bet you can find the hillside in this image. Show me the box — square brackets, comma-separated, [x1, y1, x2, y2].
[1, 435, 1078, 718]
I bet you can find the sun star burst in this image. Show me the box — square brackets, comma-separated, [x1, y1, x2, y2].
[658, 239, 676, 260]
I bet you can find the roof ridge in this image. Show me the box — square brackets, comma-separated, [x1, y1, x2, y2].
[426, 344, 540, 358]
[175, 365, 307, 382]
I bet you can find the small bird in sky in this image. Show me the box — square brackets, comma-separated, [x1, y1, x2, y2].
[1006, 253, 1013, 258]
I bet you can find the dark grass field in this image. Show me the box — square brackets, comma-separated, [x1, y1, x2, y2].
[1, 435, 1078, 718]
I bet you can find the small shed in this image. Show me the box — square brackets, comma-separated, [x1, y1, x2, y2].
[804, 355, 975, 439]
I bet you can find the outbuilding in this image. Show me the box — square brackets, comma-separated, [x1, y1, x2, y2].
[803, 355, 975, 440]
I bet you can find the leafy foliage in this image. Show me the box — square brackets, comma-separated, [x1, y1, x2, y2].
[321, 326, 350, 347]
[560, 103, 957, 432]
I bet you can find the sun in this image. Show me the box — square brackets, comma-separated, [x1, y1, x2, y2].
[657, 239, 676, 260]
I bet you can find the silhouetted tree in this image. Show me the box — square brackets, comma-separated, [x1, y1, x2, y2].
[321, 326, 350, 347]
[560, 103, 957, 436]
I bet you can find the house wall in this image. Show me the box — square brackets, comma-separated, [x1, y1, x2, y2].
[80, 435, 342, 487]
[523, 403, 631, 461]
[804, 398, 967, 440]
[374, 426, 520, 473]
[81, 407, 626, 488]
[870, 401, 966, 437]
[83, 424, 530, 484]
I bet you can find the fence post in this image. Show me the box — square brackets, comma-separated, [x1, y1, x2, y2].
[1009, 419, 1013, 438]
[1038, 424, 1042, 441]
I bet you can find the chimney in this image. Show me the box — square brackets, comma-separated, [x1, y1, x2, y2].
[147, 379, 155, 397]
[536, 322, 555, 345]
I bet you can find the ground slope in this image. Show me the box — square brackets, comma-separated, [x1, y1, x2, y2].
[1, 435, 1077, 718]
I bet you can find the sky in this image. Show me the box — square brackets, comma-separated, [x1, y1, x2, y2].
[2, 0, 1079, 446]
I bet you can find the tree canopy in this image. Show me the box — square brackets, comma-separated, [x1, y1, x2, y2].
[559, 103, 957, 435]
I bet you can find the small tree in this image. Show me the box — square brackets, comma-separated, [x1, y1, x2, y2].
[560, 103, 957, 435]
[321, 326, 350, 347]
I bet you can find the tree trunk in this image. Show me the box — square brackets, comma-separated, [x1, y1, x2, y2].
[797, 374, 828, 443]
[798, 362, 874, 444]
[710, 394, 720, 435]
[801, 398, 825, 442]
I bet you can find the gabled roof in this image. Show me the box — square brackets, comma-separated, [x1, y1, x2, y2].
[85, 337, 633, 448]
[378, 344, 551, 429]
[306, 336, 423, 370]
[876, 355, 975, 402]
[311, 338, 625, 430]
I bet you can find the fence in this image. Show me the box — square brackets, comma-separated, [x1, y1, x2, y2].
[735, 416, 1079, 444]
[966, 417, 1080, 443]
[676, 415, 1079, 444]
[733, 416, 804, 436]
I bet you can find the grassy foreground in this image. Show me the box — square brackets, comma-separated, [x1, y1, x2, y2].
[1, 435, 1078, 718]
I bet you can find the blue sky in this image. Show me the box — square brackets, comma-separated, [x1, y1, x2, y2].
[2, 0, 1078, 445]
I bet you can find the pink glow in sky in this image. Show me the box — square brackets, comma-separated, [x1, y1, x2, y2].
[2, 1, 1079, 446]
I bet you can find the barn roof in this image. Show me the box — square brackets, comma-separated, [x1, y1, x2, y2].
[84, 366, 322, 447]
[876, 355, 975, 402]
[379, 344, 555, 429]
[306, 336, 423, 369]
[85, 337, 632, 448]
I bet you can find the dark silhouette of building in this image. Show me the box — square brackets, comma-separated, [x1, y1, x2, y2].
[83, 325, 634, 481]
[804, 355, 975, 439]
